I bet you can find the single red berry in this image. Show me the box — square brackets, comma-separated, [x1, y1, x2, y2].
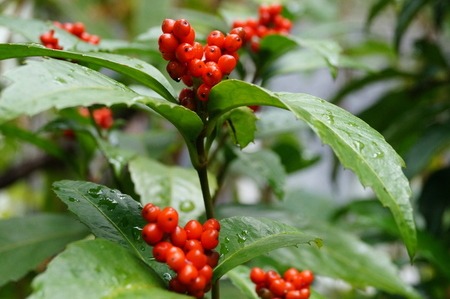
[299, 270, 314, 285]
[196, 83, 211, 102]
[158, 33, 179, 53]
[190, 289, 205, 299]
[179, 27, 195, 44]
[284, 267, 300, 282]
[93, 107, 113, 129]
[166, 246, 187, 271]
[169, 277, 187, 294]
[298, 288, 311, 299]
[170, 225, 188, 248]
[223, 33, 243, 53]
[62, 22, 74, 33]
[269, 3, 283, 16]
[286, 290, 302, 299]
[184, 220, 203, 240]
[265, 270, 281, 286]
[162, 18, 176, 33]
[250, 267, 266, 284]
[142, 223, 164, 245]
[181, 74, 193, 87]
[173, 19, 191, 38]
[184, 239, 204, 253]
[71, 22, 85, 37]
[198, 264, 213, 281]
[87, 34, 100, 45]
[166, 60, 187, 81]
[188, 59, 206, 77]
[175, 43, 196, 63]
[141, 203, 161, 223]
[178, 263, 199, 285]
[188, 275, 207, 293]
[203, 218, 221, 231]
[186, 249, 207, 270]
[217, 54, 237, 75]
[230, 27, 246, 40]
[152, 241, 173, 262]
[205, 250, 219, 268]
[202, 62, 223, 87]
[157, 207, 179, 233]
[40, 30, 58, 45]
[269, 278, 287, 297]
[256, 287, 273, 299]
[292, 275, 306, 289]
[207, 30, 225, 48]
[204, 45, 222, 62]
[285, 281, 295, 292]
[259, 11, 272, 25]
[192, 42, 204, 59]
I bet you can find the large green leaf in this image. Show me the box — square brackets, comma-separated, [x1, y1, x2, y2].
[129, 156, 214, 225]
[213, 216, 320, 280]
[28, 239, 190, 299]
[0, 214, 88, 287]
[0, 43, 176, 101]
[209, 80, 416, 258]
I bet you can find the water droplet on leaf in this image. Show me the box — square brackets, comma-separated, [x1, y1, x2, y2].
[179, 200, 195, 212]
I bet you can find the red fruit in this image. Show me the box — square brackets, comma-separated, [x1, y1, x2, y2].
[87, 34, 100, 45]
[178, 263, 199, 285]
[269, 278, 287, 297]
[203, 218, 221, 231]
[162, 18, 176, 34]
[250, 267, 266, 284]
[71, 22, 85, 37]
[184, 239, 204, 252]
[186, 249, 207, 270]
[173, 19, 191, 38]
[62, 22, 74, 33]
[196, 83, 211, 102]
[169, 277, 187, 293]
[298, 288, 311, 299]
[269, 3, 283, 16]
[158, 33, 179, 53]
[192, 42, 204, 59]
[230, 27, 246, 40]
[179, 27, 195, 44]
[166, 60, 187, 81]
[157, 207, 179, 233]
[175, 43, 196, 63]
[204, 45, 222, 62]
[142, 223, 164, 245]
[152, 241, 172, 262]
[201, 229, 219, 250]
[223, 34, 243, 52]
[286, 290, 302, 299]
[299, 270, 314, 285]
[188, 275, 207, 293]
[207, 30, 225, 48]
[93, 107, 113, 129]
[198, 265, 213, 281]
[170, 225, 188, 248]
[188, 59, 206, 77]
[202, 62, 222, 86]
[284, 267, 300, 282]
[166, 246, 186, 271]
[184, 220, 203, 240]
[265, 270, 281, 285]
[141, 203, 161, 223]
[205, 250, 220, 268]
[40, 30, 58, 45]
[217, 54, 237, 75]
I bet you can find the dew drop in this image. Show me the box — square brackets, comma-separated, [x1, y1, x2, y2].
[54, 77, 67, 84]
[98, 197, 118, 211]
[224, 237, 230, 243]
[372, 151, 384, 158]
[162, 273, 172, 281]
[87, 186, 103, 198]
[236, 232, 247, 243]
[220, 244, 229, 255]
[322, 111, 335, 124]
[353, 140, 365, 152]
[179, 200, 195, 212]
[68, 197, 79, 203]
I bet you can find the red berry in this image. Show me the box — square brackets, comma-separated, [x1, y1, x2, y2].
[185, 220, 203, 240]
[166, 246, 186, 271]
[188, 59, 206, 77]
[204, 45, 222, 62]
[93, 107, 113, 129]
[162, 18, 176, 33]
[170, 225, 188, 248]
[173, 19, 191, 38]
[186, 249, 207, 270]
[158, 33, 179, 53]
[157, 207, 179, 233]
[141, 203, 161, 223]
[179, 27, 195, 44]
[192, 42, 204, 59]
[265, 270, 281, 285]
[203, 218, 221, 231]
[188, 275, 207, 293]
[207, 30, 225, 48]
[198, 265, 213, 281]
[142, 223, 164, 245]
[205, 250, 220, 268]
[269, 3, 283, 16]
[250, 267, 266, 284]
[298, 288, 311, 299]
[286, 290, 302, 299]
[223, 34, 243, 52]
[71, 22, 85, 37]
[299, 270, 314, 285]
[269, 278, 286, 297]
[181, 74, 193, 87]
[40, 30, 58, 45]
[284, 267, 300, 282]
[202, 62, 223, 86]
[87, 35, 100, 45]
[178, 263, 199, 285]
[152, 241, 173, 262]
[184, 239, 204, 253]
[175, 43, 196, 63]
[166, 60, 187, 81]
[169, 277, 187, 293]
[230, 27, 246, 40]
[196, 83, 211, 102]
[217, 54, 237, 75]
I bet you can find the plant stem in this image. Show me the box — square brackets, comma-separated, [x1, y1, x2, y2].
[195, 134, 215, 219]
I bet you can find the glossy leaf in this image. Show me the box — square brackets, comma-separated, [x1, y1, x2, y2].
[0, 43, 176, 101]
[129, 156, 214, 225]
[28, 239, 190, 299]
[225, 107, 257, 149]
[210, 80, 416, 259]
[214, 216, 321, 280]
[0, 214, 88, 287]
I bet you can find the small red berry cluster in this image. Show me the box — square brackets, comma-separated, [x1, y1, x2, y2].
[40, 21, 100, 49]
[78, 107, 114, 130]
[250, 267, 314, 299]
[232, 3, 292, 52]
[158, 18, 243, 106]
[141, 203, 220, 299]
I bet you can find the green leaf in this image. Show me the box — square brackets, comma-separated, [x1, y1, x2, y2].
[0, 214, 88, 287]
[214, 216, 320, 280]
[231, 150, 286, 199]
[28, 239, 191, 299]
[226, 265, 259, 299]
[209, 80, 416, 259]
[225, 107, 258, 149]
[0, 43, 176, 101]
[395, 0, 430, 50]
[129, 156, 214, 224]
[366, 0, 394, 28]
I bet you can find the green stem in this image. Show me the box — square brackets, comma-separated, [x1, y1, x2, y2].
[195, 134, 215, 220]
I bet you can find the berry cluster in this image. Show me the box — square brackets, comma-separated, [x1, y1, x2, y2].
[232, 3, 292, 52]
[39, 21, 100, 49]
[158, 18, 243, 105]
[78, 107, 114, 130]
[250, 267, 314, 299]
[141, 203, 221, 299]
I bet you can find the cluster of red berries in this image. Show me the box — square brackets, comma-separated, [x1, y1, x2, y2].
[158, 18, 243, 106]
[232, 3, 292, 52]
[40, 21, 100, 49]
[78, 107, 114, 130]
[141, 203, 220, 299]
[250, 267, 314, 299]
